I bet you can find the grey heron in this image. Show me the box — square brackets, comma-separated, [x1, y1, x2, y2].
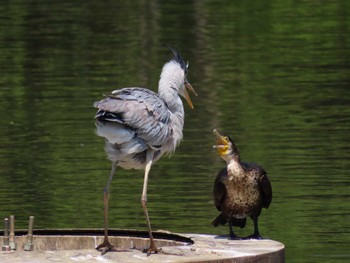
[93, 48, 197, 255]
[212, 129, 272, 240]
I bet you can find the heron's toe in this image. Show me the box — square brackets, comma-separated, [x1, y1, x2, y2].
[143, 244, 162, 256]
[96, 240, 130, 255]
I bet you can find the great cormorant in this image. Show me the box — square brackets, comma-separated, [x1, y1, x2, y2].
[212, 129, 272, 240]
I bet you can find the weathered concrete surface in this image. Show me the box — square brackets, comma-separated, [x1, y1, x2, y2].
[0, 231, 285, 263]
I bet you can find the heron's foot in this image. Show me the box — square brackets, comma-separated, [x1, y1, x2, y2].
[143, 242, 162, 256]
[96, 239, 130, 255]
[243, 233, 263, 240]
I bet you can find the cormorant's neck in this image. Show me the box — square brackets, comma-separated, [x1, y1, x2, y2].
[223, 153, 241, 165]
[226, 154, 244, 174]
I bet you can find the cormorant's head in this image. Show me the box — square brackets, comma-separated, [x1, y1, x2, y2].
[166, 46, 197, 109]
[213, 129, 239, 163]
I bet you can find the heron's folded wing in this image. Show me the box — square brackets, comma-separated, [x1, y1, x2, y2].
[94, 87, 172, 146]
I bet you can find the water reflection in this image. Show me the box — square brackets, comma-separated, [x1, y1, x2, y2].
[0, 1, 349, 262]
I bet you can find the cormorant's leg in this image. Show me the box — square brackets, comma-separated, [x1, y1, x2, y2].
[229, 220, 242, 240]
[141, 151, 161, 256]
[245, 217, 263, 240]
[96, 162, 129, 254]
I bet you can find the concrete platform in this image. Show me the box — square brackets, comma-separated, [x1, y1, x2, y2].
[0, 229, 285, 262]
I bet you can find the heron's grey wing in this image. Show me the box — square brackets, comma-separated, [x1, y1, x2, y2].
[213, 167, 227, 211]
[94, 87, 171, 147]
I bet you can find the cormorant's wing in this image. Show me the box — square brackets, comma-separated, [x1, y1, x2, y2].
[259, 173, 272, 209]
[242, 162, 272, 209]
[213, 167, 227, 211]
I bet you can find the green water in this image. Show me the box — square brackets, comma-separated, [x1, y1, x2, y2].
[0, 1, 349, 262]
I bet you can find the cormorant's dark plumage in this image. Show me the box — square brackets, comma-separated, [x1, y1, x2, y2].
[212, 129, 272, 239]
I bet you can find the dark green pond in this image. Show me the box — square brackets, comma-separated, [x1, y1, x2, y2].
[0, 1, 349, 262]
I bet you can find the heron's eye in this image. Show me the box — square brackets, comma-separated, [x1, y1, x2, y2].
[185, 61, 189, 76]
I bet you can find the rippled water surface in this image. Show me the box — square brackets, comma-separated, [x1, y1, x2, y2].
[0, 1, 349, 262]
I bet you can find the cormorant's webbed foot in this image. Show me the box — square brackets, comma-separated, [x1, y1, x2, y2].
[244, 233, 263, 240]
[229, 234, 243, 240]
[228, 221, 243, 240]
[244, 218, 264, 240]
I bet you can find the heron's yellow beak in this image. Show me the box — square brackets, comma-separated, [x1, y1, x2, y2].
[213, 129, 230, 156]
[183, 81, 197, 109]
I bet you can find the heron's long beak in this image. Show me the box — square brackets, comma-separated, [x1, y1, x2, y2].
[184, 81, 197, 109]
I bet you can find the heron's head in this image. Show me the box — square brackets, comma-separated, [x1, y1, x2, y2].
[213, 129, 239, 163]
[160, 47, 197, 109]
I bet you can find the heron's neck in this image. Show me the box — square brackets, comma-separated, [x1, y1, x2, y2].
[158, 64, 184, 115]
[158, 62, 185, 150]
[158, 78, 185, 144]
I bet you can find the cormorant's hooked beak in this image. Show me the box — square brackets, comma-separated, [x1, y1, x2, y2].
[183, 80, 197, 109]
[213, 129, 230, 156]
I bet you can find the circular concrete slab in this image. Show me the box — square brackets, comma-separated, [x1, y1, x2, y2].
[0, 229, 285, 262]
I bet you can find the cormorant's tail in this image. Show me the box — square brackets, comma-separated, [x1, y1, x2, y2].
[211, 213, 227, 227]
[211, 213, 246, 229]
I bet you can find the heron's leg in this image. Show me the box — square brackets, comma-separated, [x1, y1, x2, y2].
[141, 151, 161, 256]
[96, 162, 128, 254]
